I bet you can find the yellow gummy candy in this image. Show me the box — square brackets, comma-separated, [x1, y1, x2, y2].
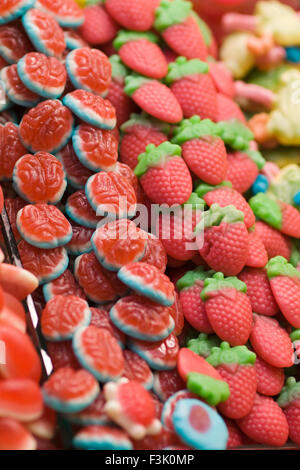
[220, 32, 255, 80]
[256, 1, 300, 46]
[268, 69, 300, 145]
[268, 165, 300, 204]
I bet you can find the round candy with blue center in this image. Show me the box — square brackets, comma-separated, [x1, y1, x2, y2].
[252, 174, 269, 195]
[285, 47, 300, 63]
[0, 0, 35, 25]
[161, 390, 197, 432]
[73, 426, 133, 450]
[172, 399, 228, 450]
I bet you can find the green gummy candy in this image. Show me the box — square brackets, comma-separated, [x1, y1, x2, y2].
[113, 30, 158, 50]
[196, 203, 244, 231]
[190, 11, 212, 46]
[246, 149, 266, 170]
[187, 333, 220, 358]
[187, 372, 230, 407]
[206, 341, 256, 367]
[249, 193, 282, 230]
[166, 56, 208, 85]
[172, 116, 220, 145]
[200, 272, 247, 301]
[124, 74, 152, 97]
[120, 112, 170, 135]
[195, 181, 232, 198]
[154, 0, 192, 32]
[246, 65, 291, 92]
[109, 55, 128, 80]
[217, 119, 253, 151]
[182, 192, 205, 210]
[176, 267, 215, 291]
[290, 243, 300, 268]
[290, 329, 300, 342]
[266, 256, 300, 280]
[134, 141, 181, 177]
[277, 377, 300, 408]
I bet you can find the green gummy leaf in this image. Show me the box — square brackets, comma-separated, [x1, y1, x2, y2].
[176, 266, 215, 291]
[246, 65, 291, 92]
[200, 272, 247, 301]
[172, 116, 221, 144]
[195, 181, 232, 198]
[290, 243, 300, 268]
[206, 342, 256, 367]
[246, 149, 266, 170]
[217, 119, 253, 151]
[196, 203, 244, 232]
[120, 112, 171, 135]
[290, 329, 300, 342]
[109, 55, 128, 81]
[190, 11, 212, 46]
[154, 0, 192, 32]
[134, 141, 181, 178]
[187, 333, 220, 358]
[277, 377, 300, 408]
[124, 74, 152, 97]
[187, 372, 230, 407]
[249, 193, 282, 230]
[165, 57, 208, 85]
[113, 30, 159, 50]
[266, 256, 300, 280]
[182, 192, 205, 211]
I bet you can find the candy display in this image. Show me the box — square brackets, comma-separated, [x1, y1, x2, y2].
[1, 0, 300, 453]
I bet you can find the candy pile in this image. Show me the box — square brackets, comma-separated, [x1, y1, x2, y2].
[0, 186, 57, 451]
[0, 0, 300, 451]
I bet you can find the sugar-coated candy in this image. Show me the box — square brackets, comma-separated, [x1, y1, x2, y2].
[172, 399, 228, 450]
[103, 379, 162, 440]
